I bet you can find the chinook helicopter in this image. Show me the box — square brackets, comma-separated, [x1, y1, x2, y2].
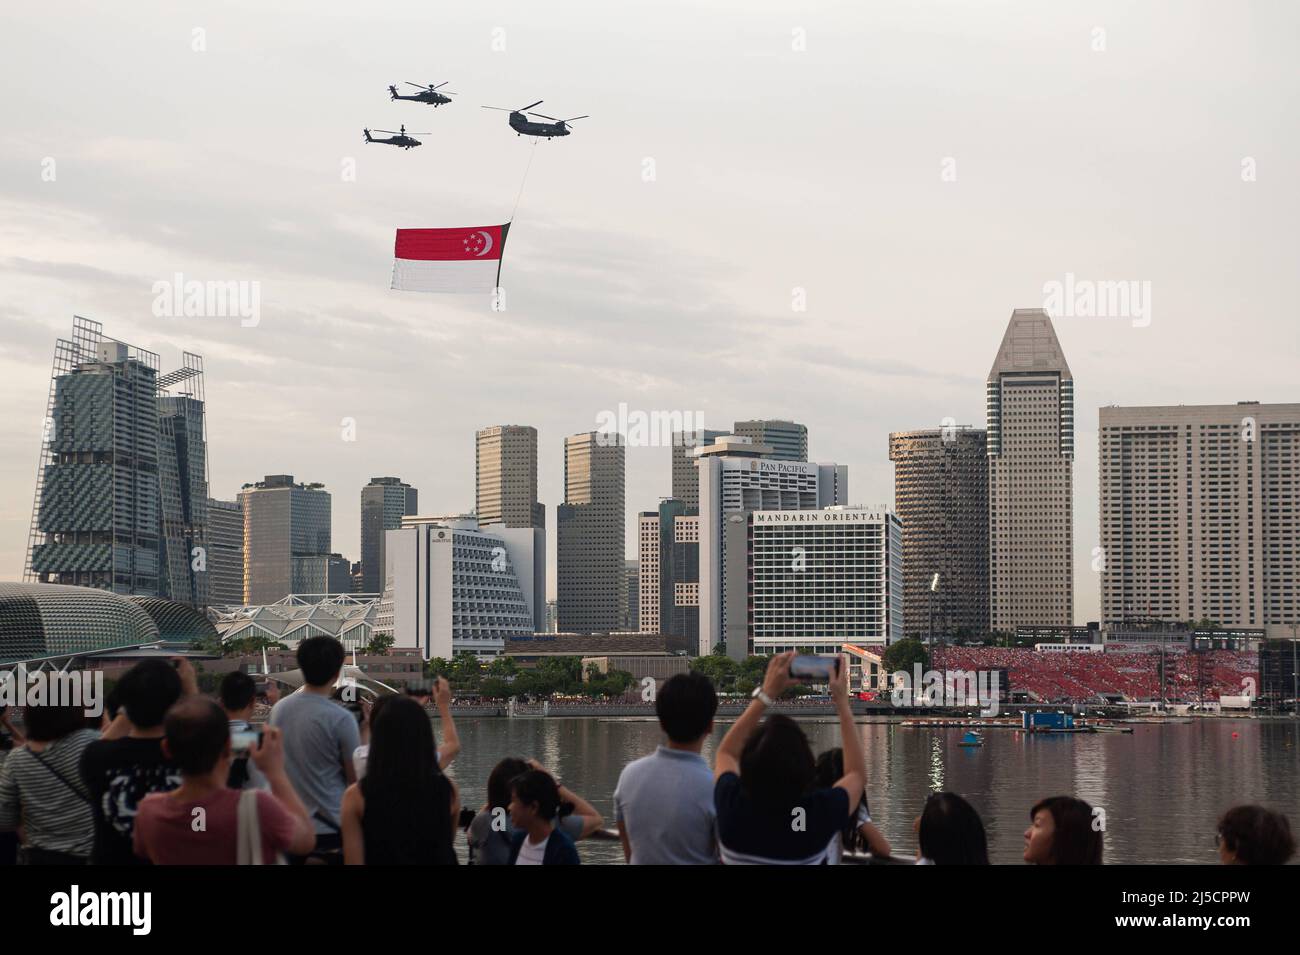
[481, 100, 589, 138]
[388, 81, 456, 106]
[362, 125, 427, 149]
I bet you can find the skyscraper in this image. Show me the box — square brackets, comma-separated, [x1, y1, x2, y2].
[624, 559, 640, 631]
[696, 434, 847, 656]
[744, 507, 903, 655]
[986, 309, 1074, 631]
[733, 419, 809, 462]
[389, 515, 542, 658]
[28, 318, 210, 605]
[638, 498, 702, 644]
[476, 425, 544, 528]
[1099, 402, 1300, 634]
[889, 428, 989, 638]
[238, 475, 332, 605]
[292, 553, 353, 595]
[556, 432, 625, 633]
[638, 511, 662, 633]
[671, 428, 726, 506]
[360, 476, 417, 594]
[207, 498, 244, 605]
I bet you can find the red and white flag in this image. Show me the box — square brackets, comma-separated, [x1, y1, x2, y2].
[391, 223, 510, 293]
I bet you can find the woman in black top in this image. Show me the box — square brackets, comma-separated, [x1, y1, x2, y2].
[341, 695, 459, 865]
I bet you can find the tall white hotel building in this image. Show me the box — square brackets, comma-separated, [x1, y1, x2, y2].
[387, 514, 544, 659]
[746, 507, 903, 657]
[1099, 402, 1300, 634]
[695, 435, 850, 657]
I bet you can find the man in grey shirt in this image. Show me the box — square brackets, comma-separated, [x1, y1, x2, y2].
[614, 672, 719, 865]
[269, 636, 359, 860]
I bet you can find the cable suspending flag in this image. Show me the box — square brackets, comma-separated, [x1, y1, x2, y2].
[391, 223, 510, 293]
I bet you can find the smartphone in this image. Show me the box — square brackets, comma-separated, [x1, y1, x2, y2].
[231, 728, 262, 753]
[789, 654, 841, 681]
[405, 680, 434, 697]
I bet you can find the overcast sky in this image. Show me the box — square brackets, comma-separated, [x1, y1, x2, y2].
[1, 1, 1296, 621]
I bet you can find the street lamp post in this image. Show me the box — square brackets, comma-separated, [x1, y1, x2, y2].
[928, 572, 940, 671]
[1291, 624, 1298, 718]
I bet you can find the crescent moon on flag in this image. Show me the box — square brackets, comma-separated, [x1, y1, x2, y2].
[475, 230, 493, 257]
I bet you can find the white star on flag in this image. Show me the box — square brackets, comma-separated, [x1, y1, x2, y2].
[392, 224, 510, 293]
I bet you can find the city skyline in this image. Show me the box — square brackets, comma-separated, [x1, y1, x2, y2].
[2, 3, 1298, 627]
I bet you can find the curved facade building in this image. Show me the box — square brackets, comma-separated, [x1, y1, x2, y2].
[0, 582, 208, 665]
[128, 596, 219, 643]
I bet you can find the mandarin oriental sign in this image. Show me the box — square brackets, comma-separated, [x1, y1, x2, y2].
[752, 509, 888, 524]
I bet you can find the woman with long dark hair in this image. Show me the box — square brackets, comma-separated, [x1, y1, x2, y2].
[916, 792, 989, 865]
[713, 652, 864, 865]
[1024, 795, 1103, 865]
[467, 756, 528, 865]
[340, 695, 459, 865]
[813, 748, 892, 862]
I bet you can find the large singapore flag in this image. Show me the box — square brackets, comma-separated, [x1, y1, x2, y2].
[391, 223, 510, 293]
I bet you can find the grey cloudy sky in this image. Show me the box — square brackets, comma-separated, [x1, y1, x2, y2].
[1, 1, 1296, 620]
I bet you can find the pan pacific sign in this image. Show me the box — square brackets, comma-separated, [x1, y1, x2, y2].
[736, 459, 816, 475]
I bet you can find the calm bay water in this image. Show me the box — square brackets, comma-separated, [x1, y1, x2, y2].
[440, 716, 1300, 865]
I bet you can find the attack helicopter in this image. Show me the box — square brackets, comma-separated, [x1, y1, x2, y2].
[388, 81, 456, 106]
[362, 125, 427, 149]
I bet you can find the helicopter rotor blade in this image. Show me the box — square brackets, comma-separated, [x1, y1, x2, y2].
[432, 82, 449, 90]
[527, 112, 561, 122]
[404, 82, 427, 90]
[562, 115, 590, 122]
[481, 106, 514, 111]
[519, 100, 544, 112]
[374, 129, 401, 134]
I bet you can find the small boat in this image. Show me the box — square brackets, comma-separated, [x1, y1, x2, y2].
[958, 731, 983, 747]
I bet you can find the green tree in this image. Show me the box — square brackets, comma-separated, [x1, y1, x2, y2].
[190, 632, 225, 656]
[219, 636, 286, 657]
[536, 656, 583, 692]
[487, 656, 518, 678]
[361, 634, 393, 655]
[739, 654, 770, 687]
[882, 638, 929, 675]
[690, 655, 738, 692]
[449, 653, 483, 690]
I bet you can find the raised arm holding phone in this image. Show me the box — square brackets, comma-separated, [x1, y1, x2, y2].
[712, 650, 866, 864]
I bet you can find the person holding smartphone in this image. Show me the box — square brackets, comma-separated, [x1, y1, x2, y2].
[713, 651, 865, 864]
[220, 672, 268, 791]
[351, 677, 460, 780]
